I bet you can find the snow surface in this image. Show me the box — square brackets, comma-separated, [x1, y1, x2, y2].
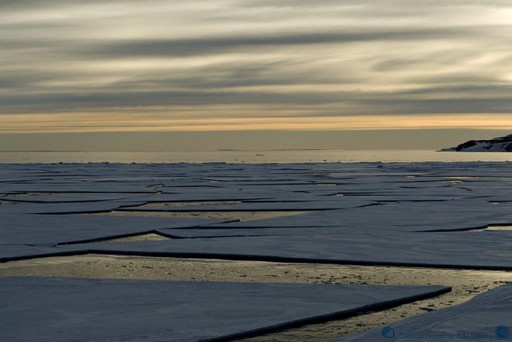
[2, 162, 512, 339]
[341, 283, 512, 341]
[2, 162, 512, 268]
[0, 277, 449, 342]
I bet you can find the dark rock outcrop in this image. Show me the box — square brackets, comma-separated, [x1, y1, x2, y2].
[440, 134, 512, 152]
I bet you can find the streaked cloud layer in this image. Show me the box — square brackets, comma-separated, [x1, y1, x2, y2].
[2, 1, 512, 133]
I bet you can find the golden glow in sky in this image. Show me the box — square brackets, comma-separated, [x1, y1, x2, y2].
[1, 113, 512, 134]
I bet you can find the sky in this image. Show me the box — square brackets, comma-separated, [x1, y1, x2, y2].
[1, 1, 512, 150]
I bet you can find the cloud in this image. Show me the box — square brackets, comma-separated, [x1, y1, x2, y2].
[78, 28, 479, 58]
[1, 0, 512, 132]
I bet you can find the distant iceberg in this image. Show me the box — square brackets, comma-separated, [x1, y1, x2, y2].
[440, 134, 512, 152]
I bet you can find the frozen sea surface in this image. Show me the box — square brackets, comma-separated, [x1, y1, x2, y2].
[341, 283, 512, 341]
[0, 277, 449, 342]
[1, 161, 512, 340]
[1, 162, 512, 265]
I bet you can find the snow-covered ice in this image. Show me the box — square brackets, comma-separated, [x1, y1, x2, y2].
[1, 162, 512, 340]
[0, 277, 449, 342]
[341, 282, 512, 341]
[2, 162, 512, 265]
